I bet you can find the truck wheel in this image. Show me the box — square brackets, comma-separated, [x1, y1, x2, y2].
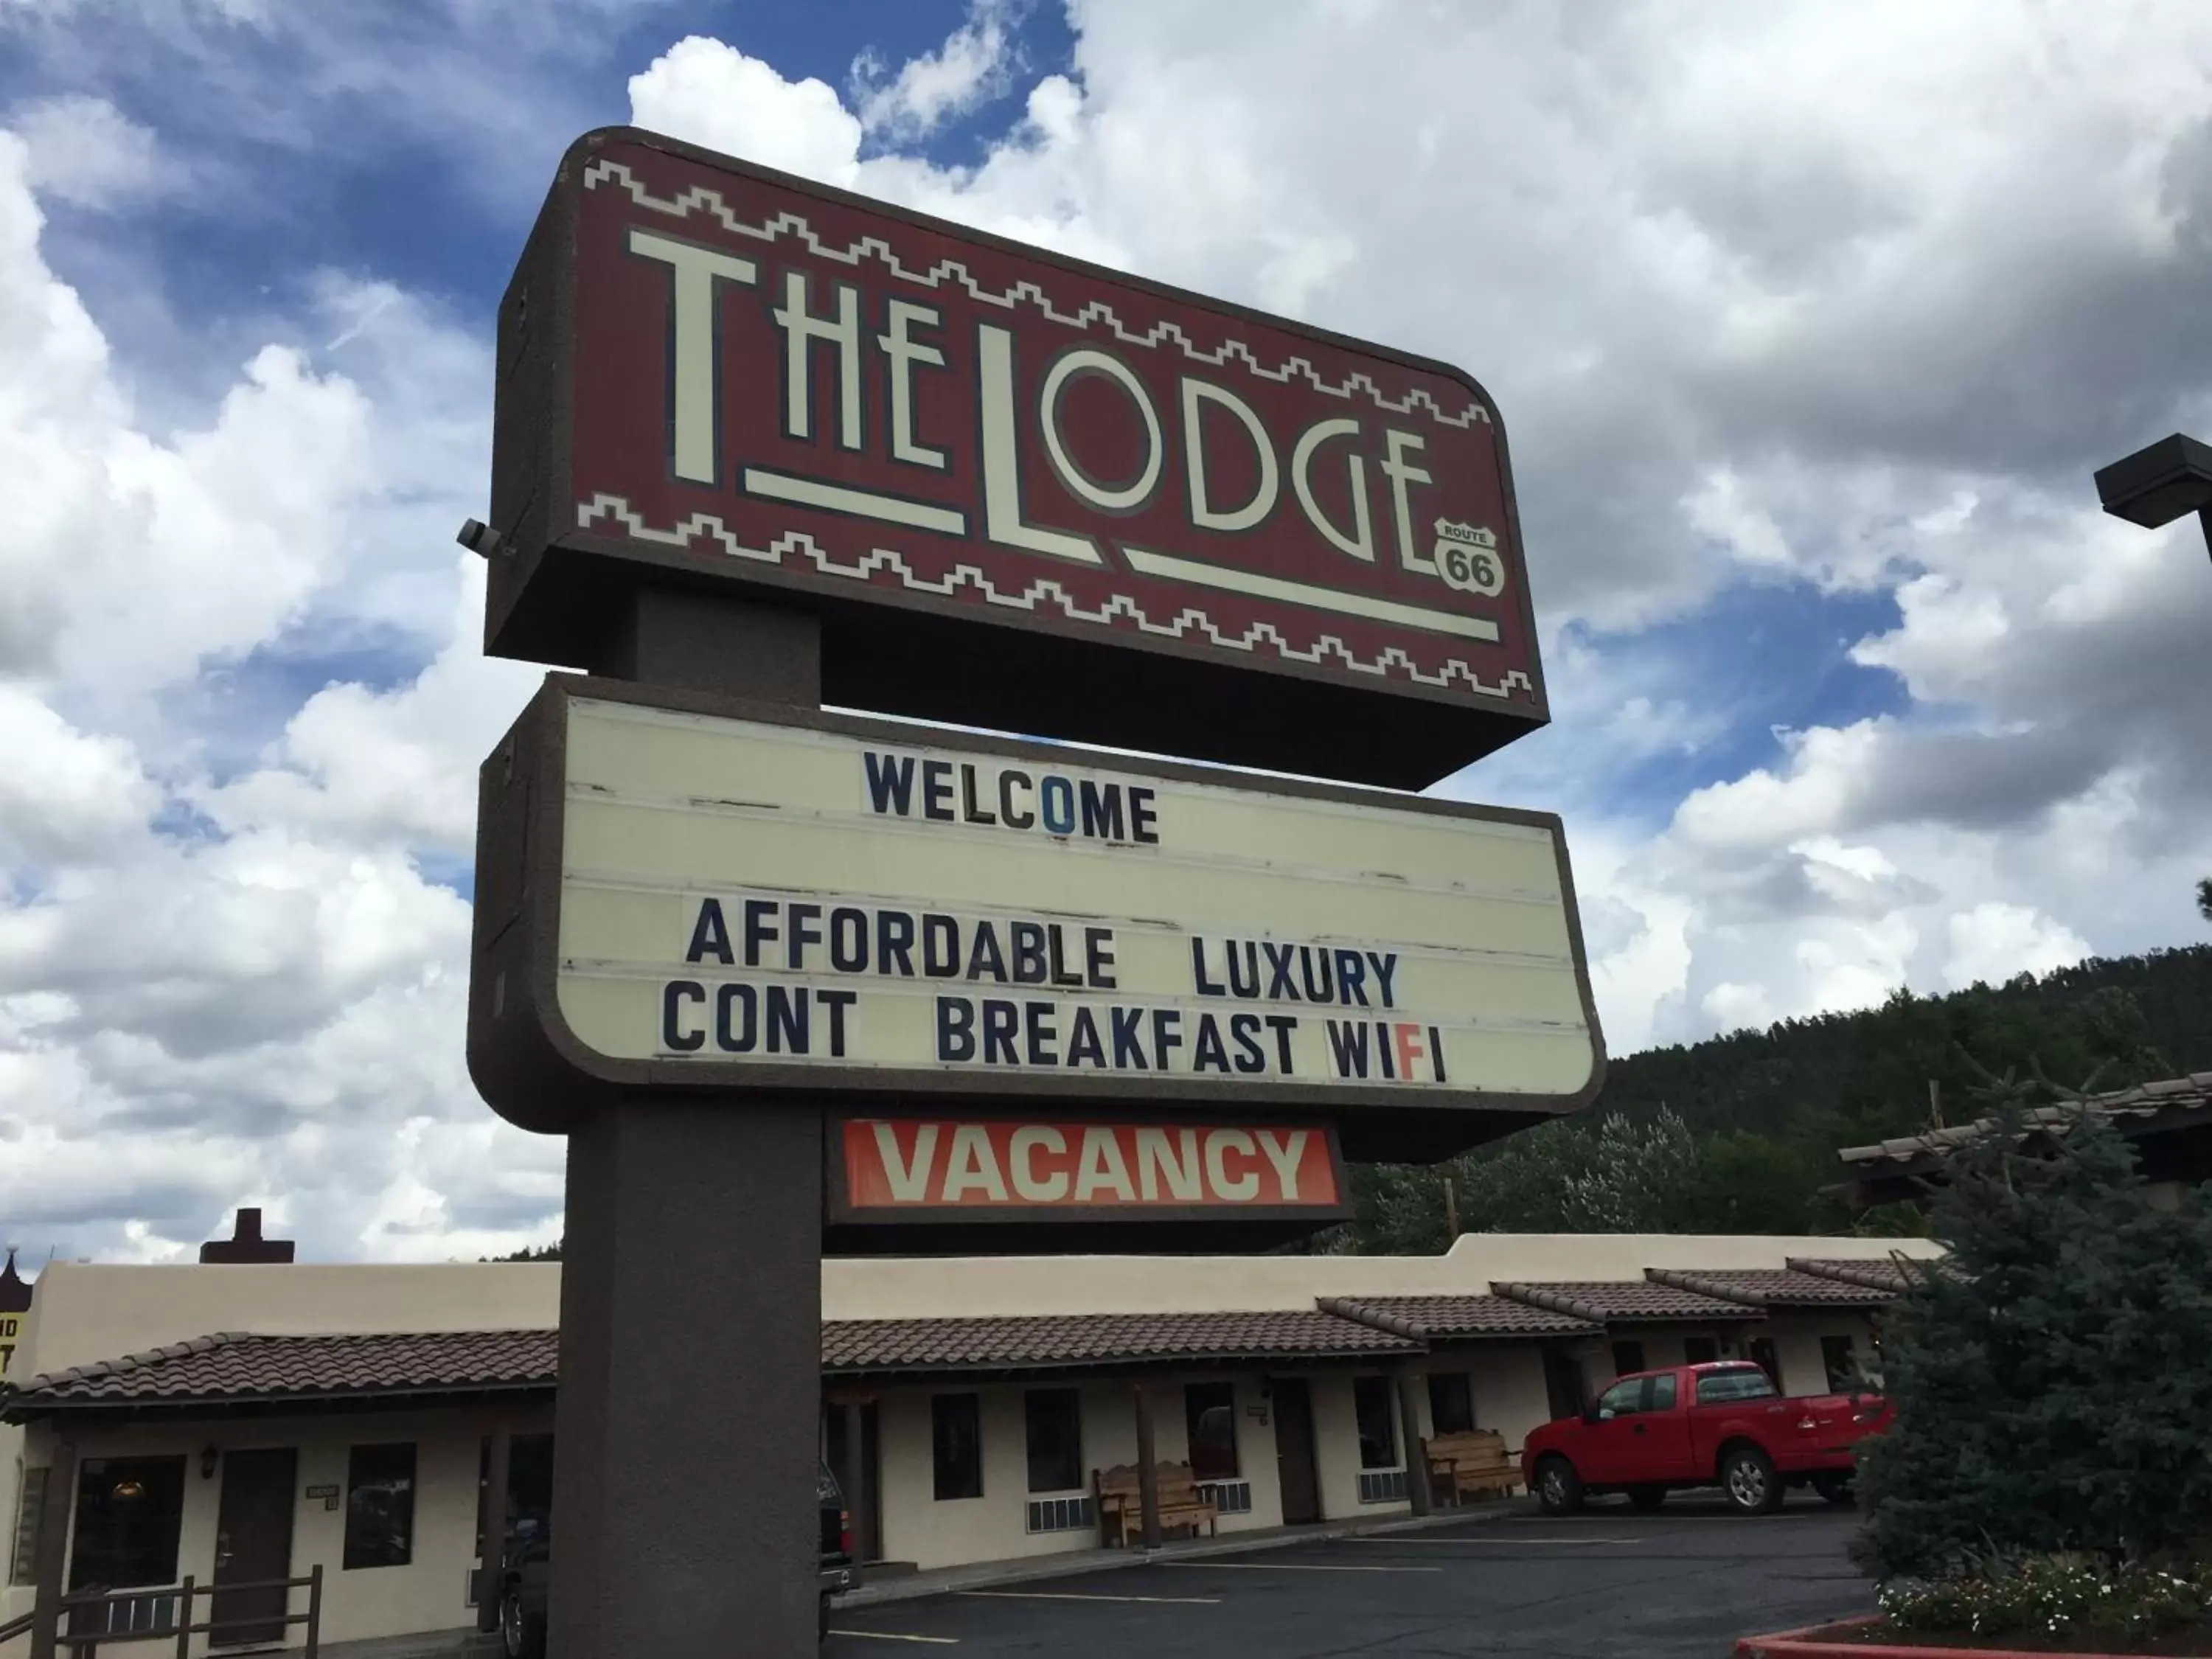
[1721, 1446, 1784, 1515]
[1535, 1456, 1584, 1514]
[1812, 1473, 1855, 1507]
[1627, 1485, 1666, 1512]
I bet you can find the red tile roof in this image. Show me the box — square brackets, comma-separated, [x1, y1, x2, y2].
[1787, 1256, 1945, 1295]
[8, 1329, 557, 1409]
[1646, 1267, 1895, 1310]
[1317, 1295, 1601, 1340]
[1836, 1074, 2212, 1170]
[1492, 1280, 1765, 1324]
[5, 1310, 1416, 1415]
[821, 1310, 1418, 1372]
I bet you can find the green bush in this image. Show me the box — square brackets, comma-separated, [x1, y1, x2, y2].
[1880, 1554, 2212, 1644]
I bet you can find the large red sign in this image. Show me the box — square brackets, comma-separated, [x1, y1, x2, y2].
[837, 1119, 1344, 1214]
[487, 128, 1547, 786]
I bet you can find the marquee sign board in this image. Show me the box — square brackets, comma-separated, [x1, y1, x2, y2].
[486, 128, 1547, 788]
[467, 675, 1605, 1162]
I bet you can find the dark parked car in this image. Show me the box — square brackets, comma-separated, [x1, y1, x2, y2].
[496, 1461, 859, 1655]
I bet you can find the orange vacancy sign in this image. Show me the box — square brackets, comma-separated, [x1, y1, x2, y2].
[841, 1119, 1342, 1211]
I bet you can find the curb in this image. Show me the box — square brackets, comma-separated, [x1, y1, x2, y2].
[1735, 1613, 2151, 1658]
[837, 1498, 1528, 1608]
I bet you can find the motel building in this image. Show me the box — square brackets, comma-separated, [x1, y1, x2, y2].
[0, 1218, 1939, 1655]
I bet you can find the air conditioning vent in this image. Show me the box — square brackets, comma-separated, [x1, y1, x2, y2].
[1357, 1470, 1408, 1504]
[1199, 1479, 1253, 1515]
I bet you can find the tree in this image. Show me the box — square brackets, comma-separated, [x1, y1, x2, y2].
[1853, 1085, 2212, 1578]
[487, 1242, 563, 1262]
[2199, 877, 2211, 925]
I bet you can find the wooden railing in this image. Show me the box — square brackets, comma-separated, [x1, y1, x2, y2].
[0, 1567, 321, 1658]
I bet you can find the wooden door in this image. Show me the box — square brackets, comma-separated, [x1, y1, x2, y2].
[1270, 1378, 1321, 1525]
[211, 1448, 296, 1647]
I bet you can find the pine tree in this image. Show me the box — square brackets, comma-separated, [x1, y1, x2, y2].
[1854, 1072, 2212, 1578]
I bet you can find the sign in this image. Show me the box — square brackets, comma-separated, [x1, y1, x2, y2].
[485, 127, 1546, 788]
[836, 1119, 1344, 1213]
[304, 1484, 341, 1511]
[467, 675, 1605, 1161]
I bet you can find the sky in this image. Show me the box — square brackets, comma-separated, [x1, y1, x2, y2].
[3, 0, 2211, 1265]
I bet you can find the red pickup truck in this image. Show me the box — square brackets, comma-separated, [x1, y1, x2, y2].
[1520, 1360, 1890, 1515]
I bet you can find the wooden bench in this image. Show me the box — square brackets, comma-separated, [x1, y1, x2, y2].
[1093, 1462, 1220, 1547]
[1423, 1429, 1521, 1504]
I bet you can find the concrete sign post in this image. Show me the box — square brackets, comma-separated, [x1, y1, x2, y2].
[469, 125, 1599, 1659]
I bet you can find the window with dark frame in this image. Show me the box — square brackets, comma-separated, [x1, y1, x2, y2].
[1426, 1371, 1475, 1436]
[1352, 1377, 1398, 1470]
[343, 1443, 417, 1571]
[1183, 1382, 1239, 1481]
[1748, 1337, 1781, 1388]
[1820, 1335, 1859, 1391]
[66, 1457, 188, 1592]
[9, 1467, 46, 1586]
[1610, 1340, 1646, 1377]
[1648, 1372, 1677, 1411]
[1024, 1389, 1083, 1494]
[1683, 1336, 1719, 1366]
[931, 1393, 984, 1501]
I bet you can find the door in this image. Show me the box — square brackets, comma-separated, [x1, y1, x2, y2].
[1270, 1378, 1321, 1525]
[1577, 1376, 1649, 1484]
[211, 1448, 296, 1648]
[1625, 1373, 1691, 1481]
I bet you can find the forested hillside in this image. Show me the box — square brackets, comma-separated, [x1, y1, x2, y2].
[1323, 945, 2212, 1254]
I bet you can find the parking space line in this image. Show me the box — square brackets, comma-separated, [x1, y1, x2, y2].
[1158, 1560, 1443, 1573]
[958, 1590, 1222, 1604]
[1346, 1534, 1642, 1545]
[827, 1630, 960, 1644]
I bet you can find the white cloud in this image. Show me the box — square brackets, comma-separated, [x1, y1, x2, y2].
[7, 94, 162, 207]
[627, 37, 864, 188]
[1945, 901, 2092, 990]
[854, 0, 1019, 139]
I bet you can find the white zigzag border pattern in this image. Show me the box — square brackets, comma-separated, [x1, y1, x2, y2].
[582, 159, 1490, 431]
[577, 493, 1531, 702]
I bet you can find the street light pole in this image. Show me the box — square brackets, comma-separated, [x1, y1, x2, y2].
[2093, 432, 2212, 558]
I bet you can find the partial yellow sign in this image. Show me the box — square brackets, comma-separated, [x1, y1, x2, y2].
[552, 698, 1599, 1103]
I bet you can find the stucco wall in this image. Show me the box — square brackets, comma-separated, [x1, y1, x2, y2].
[1, 1402, 554, 1653]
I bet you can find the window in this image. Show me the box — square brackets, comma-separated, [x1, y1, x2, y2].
[1821, 1335, 1859, 1392]
[1427, 1371, 1475, 1436]
[1352, 1377, 1398, 1470]
[70, 1457, 187, 1591]
[931, 1394, 983, 1501]
[1593, 1377, 1642, 1419]
[1683, 1337, 1719, 1366]
[1024, 1389, 1082, 1494]
[1647, 1373, 1677, 1411]
[1610, 1340, 1645, 1378]
[476, 1434, 554, 1558]
[1696, 1366, 1779, 1405]
[343, 1444, 417, 1571]
[1183, 1383, 1239, 1481]
[1748, 1337, 1781, 1388]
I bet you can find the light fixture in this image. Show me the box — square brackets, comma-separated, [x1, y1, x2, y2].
[200, 1447, 219, 1480]
[112, 1480, 146, 1500]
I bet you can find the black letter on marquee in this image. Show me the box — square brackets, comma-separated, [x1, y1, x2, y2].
[1010, 921, 1048, 985]
[1298, 947, 1335, 1004]
[959, 763, 998, 826]
[1264, 1014, 1298, 1074]
[1079, 780, 1124, 841]
[1192, 1013, 1230, 1074]
[1191, 938, 1225, 998]
[716, 983, 759, 1053]
[767, 986, 810, 1054]
[967, 921, 1009, 983]
[998, 768, 1034, 830]
[878, 910, 917, 977]
[818, 989, 857, 1057]
[1085, 926, 1118, 990]
[662, 981, 706, 1051]
[981, 998, 1020, 1065]
[1130, 785, 1159, 844]
[922, 759, 955, 821]
[1046, 925, 1083, 988]
[922, 913, 960, 977]
[936, 996, 975, 1061]
[830, 907, 869, 973]
[1324, 1020, 1369, 1079]
[742, 898, 780, 967]
[863, 751, 916, 816]
[686, 899, 734, 965]
[1230, 1011, 1265, 1074]
[787, 903, 824, 972]
[1335, 949, 1368, 1006]
[1368, 951, 1399, 1009]
[1110, 1006, 1147, 1069]
[1263, 942, 1301, 1001]
[1150, 1008, 1184, 1073]
[1024, 1001, 1058, 1066]
[1068, 1006, 1107, 1068]
[1430, 1026, 1447, 1083]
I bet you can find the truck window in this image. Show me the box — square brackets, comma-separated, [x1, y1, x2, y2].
[1694, 1367, 1778, 1405]
[1647, 1373, 1677, 1411]
[1593, 1377, 1642, 1419]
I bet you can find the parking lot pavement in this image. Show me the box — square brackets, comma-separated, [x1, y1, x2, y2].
[825, 1493, 1873, 1656]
